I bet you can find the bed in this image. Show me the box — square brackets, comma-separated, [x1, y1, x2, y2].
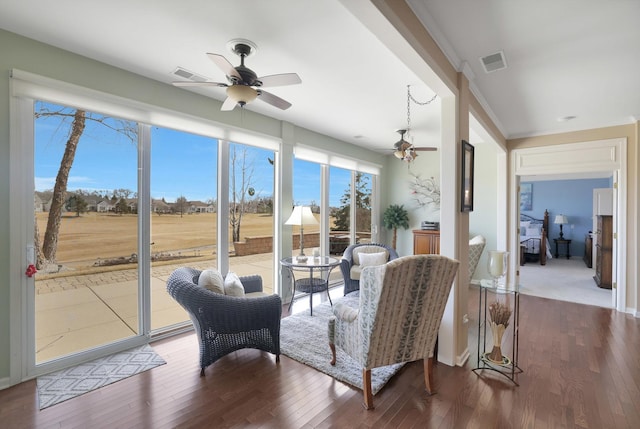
[520, 209, 551, 265]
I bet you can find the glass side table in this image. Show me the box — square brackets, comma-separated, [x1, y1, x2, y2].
[280, 256, 340, 316]
[472, 280, 523, 384]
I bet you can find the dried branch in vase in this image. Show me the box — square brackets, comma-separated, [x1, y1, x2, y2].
[488, 301, 512, 327]
[409, 173, 440, 208]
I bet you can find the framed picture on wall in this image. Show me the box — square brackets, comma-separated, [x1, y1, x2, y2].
[461, 140, 474, 212]
[520, 183, 533, 211]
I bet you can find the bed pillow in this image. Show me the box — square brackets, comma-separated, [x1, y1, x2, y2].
[359, 252, 387, 268]
[198, 269, 225, 294]
[526, 225, 542, 236]
[224, 272, 245, 297]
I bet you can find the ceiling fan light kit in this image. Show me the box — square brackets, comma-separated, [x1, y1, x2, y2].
[172, 38, 301, 112]
[226, 84, 258, 106]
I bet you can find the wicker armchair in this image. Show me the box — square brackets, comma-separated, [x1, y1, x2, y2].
[340, 243, 399, 295]
[166, 267, 282, 376]
[329, 255, 459, 409]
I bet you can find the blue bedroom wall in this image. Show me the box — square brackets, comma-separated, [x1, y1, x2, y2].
[521, 178, 611, 258]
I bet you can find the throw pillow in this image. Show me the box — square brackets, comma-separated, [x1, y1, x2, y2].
[198, 269, 225, 294]
[358, 251, 387, 268]
[224, 271, 245, 297]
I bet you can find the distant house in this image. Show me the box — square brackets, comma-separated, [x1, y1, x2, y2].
[189, 201, 215, 213]
[152, 199, 172, 214]
[97, 200, 115, 213]
[34, 194, 45, 212]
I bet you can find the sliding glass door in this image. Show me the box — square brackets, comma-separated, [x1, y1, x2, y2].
[149, 126, 218, 332]
[33, 101, 140, 364]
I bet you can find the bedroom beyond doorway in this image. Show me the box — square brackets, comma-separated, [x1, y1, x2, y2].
[519, 256, 611, 308]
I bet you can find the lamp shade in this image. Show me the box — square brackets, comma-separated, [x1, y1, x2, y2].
[285, 206, 318, 226]
[226, 85, 258, 105]
[554, 214, 568, 225]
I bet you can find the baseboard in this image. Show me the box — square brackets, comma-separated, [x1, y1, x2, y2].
[456, 348, 470, 366]
[0, 376, 11, 391]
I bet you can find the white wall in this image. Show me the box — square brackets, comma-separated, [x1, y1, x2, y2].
[469, 142, 499, 281]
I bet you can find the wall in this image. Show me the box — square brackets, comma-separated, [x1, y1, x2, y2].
[382, 150, 440, 258]
[469, 142, 499, 281]
[0, 29, 387, 384]
[521, 178, 611, 258]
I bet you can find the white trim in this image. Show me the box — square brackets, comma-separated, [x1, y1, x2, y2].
[456, 347, 470, 367]
[510, 138, 627, 313]
[0, 377, 11, 391]
[294, 144, 381, 175]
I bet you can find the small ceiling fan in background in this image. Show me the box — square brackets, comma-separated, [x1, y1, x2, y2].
[392, 129, 436, 162]
[173, 39, 301, 111]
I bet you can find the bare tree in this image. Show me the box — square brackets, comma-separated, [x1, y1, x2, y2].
[229, 145, 255, 243]
[175, 195, 188, 218]
[35, 103, 137, 264]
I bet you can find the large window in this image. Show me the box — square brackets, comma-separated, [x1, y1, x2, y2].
[227, 142, 276, 294]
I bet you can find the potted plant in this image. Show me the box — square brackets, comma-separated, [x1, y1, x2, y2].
[382, 204, 410, 250]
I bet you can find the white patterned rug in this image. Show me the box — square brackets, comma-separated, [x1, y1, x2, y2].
[280, 295, 404, 395]
[37, 344, 166, 409]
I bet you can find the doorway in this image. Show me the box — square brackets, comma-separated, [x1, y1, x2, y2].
[511, 138, 626, 311]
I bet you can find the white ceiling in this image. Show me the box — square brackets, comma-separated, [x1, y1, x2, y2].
[1, 0, 638, 153]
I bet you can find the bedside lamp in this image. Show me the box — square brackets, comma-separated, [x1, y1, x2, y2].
[285, 206, 318, 262]
[554, 214, 569, 239]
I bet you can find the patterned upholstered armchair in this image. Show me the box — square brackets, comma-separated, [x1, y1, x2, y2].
[167, 267, 282, 376]
[468, 235, 486, 280]
[328, 255, 459, 409]
[340, 243, 399, 295]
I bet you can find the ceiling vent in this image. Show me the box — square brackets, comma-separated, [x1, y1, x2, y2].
[172, 67, 208, 82]
[480, 51, 507, 73]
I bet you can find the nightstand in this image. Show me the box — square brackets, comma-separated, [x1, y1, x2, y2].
[553, 238, 571, 259]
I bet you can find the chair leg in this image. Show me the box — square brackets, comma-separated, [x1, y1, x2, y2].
[200, 368, 205, 377]
[363, 368, 374, 409]
[329, 343, 336, 366]
[424, 357, 434, 395]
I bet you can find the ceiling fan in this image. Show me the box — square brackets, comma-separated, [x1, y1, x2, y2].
[392, 129, 436, 162]
[173, 39, 301, 111]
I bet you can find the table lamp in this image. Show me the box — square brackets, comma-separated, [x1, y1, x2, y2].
[554, 214, 568, 239]
[285, 206, 318, 262]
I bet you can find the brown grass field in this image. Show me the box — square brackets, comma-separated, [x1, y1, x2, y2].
[36, 211, 321, 271]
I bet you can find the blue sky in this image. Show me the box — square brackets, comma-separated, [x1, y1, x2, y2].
[34, 101, 352, 207]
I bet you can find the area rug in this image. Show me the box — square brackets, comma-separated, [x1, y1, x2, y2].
[280, 295, 404, 395]
[37, 344, 166, 409]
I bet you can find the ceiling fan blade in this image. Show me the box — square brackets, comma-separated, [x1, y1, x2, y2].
[172, 81, 228, 87]
[207, 53, 241, 81]
[257, 90, 292, 110]
[413, 147, 438, 151]
[221, 96, 237, 111]
[257, 73, 302, 87]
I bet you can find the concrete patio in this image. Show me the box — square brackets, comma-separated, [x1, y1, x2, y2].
[34, 252, 343, 363]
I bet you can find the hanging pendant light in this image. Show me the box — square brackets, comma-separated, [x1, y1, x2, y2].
[392, 85, 437, 163]
[393, 129, 416, 161]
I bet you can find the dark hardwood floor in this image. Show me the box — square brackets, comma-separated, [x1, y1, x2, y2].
[1, 290, 639, 428]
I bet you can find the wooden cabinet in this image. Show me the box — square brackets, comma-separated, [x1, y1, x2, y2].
[413, 230, 440, 255]
[583, 234, 592, 268]
[594, 215, 612, 289]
